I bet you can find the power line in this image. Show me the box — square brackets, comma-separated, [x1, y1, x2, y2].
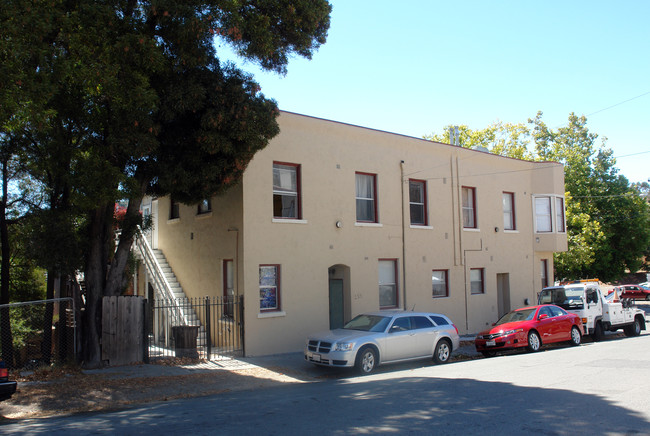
[587, 91, 650, 117]
[613, 150, 650, 159]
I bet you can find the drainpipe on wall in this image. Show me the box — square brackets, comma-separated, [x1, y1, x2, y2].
[400, 160, 408, 311]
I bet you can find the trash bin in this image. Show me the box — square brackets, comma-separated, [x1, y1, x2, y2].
[172, 326, 199, 359]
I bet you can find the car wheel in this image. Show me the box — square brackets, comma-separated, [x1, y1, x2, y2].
[355, 347, 377, 374]
[570, 326, 581, 346]
[527, 331, 541, 352]
[481, 351, 497, 358]
[592, 321, 603, 341]
[645, 294, 650, 301]
[433, 339, 451, 364]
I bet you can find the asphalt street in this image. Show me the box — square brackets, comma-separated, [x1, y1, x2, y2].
[4, 332, 650, 435]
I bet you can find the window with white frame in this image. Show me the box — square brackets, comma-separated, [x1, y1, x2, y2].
[378, 259, 398, 308]
[534, 195, 565, 233]
[409, 179, 428, 226]
[462, 186, 477, 229]
[259, 265, 280, 311]
[470, 268, 484, 294]
[534, 196, 552, 232]
[432, 270, 448, 298]
[273, 163, 301, 219]
[356, 172, 377, 223]
[555, 197, 565, 233]
[502, 192, 515, 230]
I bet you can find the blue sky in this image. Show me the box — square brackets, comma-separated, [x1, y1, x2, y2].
[222, 1, 649, 183]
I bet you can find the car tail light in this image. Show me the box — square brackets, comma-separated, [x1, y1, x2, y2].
[0, 367, 8, 378]
[453, 324, 459, 335]
[581, 318, 588, 324]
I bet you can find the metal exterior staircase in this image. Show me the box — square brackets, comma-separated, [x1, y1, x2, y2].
[134, 228, 206, 347]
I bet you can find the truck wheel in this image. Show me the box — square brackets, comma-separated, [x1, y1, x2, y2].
[527, 331, 541, 352]
[355, 346, 377, 374]
[592, 321, 603, 341]
[433, 339, 451, 364]
[624, 318, 641, 337]
[570, 326, 581, 346]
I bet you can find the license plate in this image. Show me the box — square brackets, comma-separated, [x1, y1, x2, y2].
[311, 353, 321, 362]
[486, 340, 496, 347]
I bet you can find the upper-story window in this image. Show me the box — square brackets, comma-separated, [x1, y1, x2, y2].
[169, 198, 180, 220]
[535, 197, 552, 232]
[555, 197, 565, 233]
[409, 179, 428, 226]
[462, 186, 477, 229]
[197, 198, 212, 215]
[502, 192, 515, 230]
[356, 172, 378, 223]
[273, 162, 301, 219]
[534, 195, 565, 233]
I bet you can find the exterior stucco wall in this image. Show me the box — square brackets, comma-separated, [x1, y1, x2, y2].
[155, 184, 244, 301]
[146, 111, 566, 356]
[238, 112, 566, 355]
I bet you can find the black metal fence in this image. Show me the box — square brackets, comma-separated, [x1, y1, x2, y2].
[147, 295, 244, 361]
[0, 298, 77, 369]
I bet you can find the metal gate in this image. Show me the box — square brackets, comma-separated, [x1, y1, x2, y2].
[147, 295, 244, 361]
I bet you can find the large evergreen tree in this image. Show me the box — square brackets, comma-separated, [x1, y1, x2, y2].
[2, 1, 331, 368]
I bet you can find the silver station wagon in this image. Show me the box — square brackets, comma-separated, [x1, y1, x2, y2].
[304, 311, 460, 374]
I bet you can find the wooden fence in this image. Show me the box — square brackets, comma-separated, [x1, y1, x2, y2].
[101, 296, 145, 366]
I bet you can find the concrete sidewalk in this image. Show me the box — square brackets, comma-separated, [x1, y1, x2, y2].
[82, 336, 481, 380]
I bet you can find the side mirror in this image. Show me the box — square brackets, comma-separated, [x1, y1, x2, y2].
[538, 314, 549, 320]
[390, 325, 400, 333]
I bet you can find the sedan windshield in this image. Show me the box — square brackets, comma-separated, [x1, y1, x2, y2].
[495, 308, 536, 325]
[344, 315, 391, 332]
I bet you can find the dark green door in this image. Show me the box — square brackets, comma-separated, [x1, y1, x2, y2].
[329, 279, 344, 330]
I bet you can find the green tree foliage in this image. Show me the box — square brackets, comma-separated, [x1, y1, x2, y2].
[3, 0, 332, 367]
[425, 112, 650, 282]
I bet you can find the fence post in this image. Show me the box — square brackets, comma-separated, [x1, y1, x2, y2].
[143, 299, 150, 364]
[239, 295, 245, 357]
[205, 296, 211, 359]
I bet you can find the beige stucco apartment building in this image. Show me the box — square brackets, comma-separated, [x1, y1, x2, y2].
[137, 111, 567, 356]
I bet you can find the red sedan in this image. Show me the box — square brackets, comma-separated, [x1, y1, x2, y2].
[617, 285, 650, 301]
[475, 304, 583, 357]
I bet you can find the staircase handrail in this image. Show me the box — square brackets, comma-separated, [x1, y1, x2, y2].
[134, 226, 189, 326]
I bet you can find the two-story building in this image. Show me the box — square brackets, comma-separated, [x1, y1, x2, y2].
[136, 111, 567, 356]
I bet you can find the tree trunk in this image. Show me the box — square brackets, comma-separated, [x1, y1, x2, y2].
[81, 203, 112, 368]
[0, 157, 14, 366]
[105, 194, 144, 297]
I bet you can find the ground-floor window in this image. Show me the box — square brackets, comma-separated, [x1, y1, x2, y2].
[541, 259, 549, 288]
[432, 269, 449, 298]
[378, 259, 398, 308]
[470, 268, 484, 294]
[259, 265, 280, 311]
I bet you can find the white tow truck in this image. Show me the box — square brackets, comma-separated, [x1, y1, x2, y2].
[538, 279, 646, 340]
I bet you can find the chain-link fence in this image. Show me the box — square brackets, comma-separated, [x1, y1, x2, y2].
[0, 298, 77, 369]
